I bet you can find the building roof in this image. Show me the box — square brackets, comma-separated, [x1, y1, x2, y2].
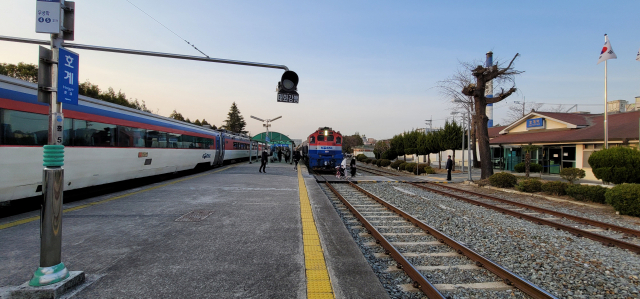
[488, 126, 507, 138]
[490, 110, 640, 144]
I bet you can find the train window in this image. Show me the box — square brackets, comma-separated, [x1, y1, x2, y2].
[117, 126, 145, 147]
[309, 136, 315, 144]
[167, 133, 180, 148]
[336, 137, 341, 144]
[327, 135, 334, 142]
[146, 130, 167, 148]
[180, 135, 195, 148]
[317, 135, 325, 141]
[73, 120, 117, 147]
[0, 109, 48, 145]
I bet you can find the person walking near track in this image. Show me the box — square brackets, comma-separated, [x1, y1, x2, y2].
[293, 150, 301, 170]
[350, 155, 356, 177]
[445, 155, 453, 181]
[259, 150, 268, 173]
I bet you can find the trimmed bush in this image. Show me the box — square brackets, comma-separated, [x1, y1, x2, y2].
[356, 154, 367, 162]
[589, 147, 640, 184]
[424, 166, 436, 174]
[489, 172, 517, 188]
[365, 158, 372, 164]
[398, 162, 408, 171]
[566, 185, 607, 203]
[560, 167, 586, 184]
[514, 162, 543, 173]
[376, 159, 382, 167]
[605, 184, 640, 216]
[404, 163, 417, 173]
[380, 159, 391, 167]
[516, 179, 542, 192]
[370, 159, 377, 166]
[390, 160, 404, 169]
[541, 181, 568, 196]
[416, 163, 429, 174]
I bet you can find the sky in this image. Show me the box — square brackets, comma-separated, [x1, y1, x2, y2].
[2, 0, 639, 140]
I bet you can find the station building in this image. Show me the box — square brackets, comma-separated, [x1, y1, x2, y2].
[488, 106, 639, 181]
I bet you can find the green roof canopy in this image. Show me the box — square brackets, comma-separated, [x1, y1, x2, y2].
[251, 132, 294, 145]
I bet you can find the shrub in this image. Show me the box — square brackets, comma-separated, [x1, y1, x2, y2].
[398, 162, 408, 171]
[404, 163, 417, 173]
[424, 166, 436, 174]
[514, 162, 543, 173]
[541, 181, 568, 196]
[566, 185, 607, 203]
[356, 154, 367, 162]
[376, 159, 382, 167]
[605, 184, 640, 216]
[390, 160, 404, 169]
[379, 159, 391, 167]
[516, 179, 543, 192]
[589, 147, 640, 184]
[560, 168, 586, 184]
[416, 163, 429, 174]
[370, 159, 377, 166]
[489, 172, 517, 188]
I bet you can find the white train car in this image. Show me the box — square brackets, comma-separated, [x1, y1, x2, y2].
[0, 75, 252, 202]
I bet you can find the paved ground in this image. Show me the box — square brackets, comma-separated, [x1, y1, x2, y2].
[0, 161, 387, 298]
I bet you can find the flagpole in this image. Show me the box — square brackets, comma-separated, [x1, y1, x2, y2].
[605, 58, 608, 149]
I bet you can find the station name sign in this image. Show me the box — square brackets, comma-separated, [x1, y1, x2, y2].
[526, 118, 545, 130]
[277, 92, 299, 104]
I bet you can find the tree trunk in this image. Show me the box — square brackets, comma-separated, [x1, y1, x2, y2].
[427, 154, 430, 166]
[525, 152, 531, 178]
[438, 152, 442, 169]
[475, 102, 494, 179]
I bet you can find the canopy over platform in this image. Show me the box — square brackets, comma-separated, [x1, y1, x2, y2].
[251, 132, 295, 145]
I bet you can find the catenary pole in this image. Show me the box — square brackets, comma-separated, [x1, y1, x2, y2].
[605, 59, 608, 149]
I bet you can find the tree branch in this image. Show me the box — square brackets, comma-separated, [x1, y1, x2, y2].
[487, 87, 517, 104]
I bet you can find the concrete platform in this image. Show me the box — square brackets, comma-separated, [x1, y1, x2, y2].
[0, 161, 388, 298]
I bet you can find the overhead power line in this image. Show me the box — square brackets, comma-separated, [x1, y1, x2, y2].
[124, 0, 211, 59]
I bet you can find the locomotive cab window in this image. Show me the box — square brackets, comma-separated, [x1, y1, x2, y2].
[327, 135, 334, 142]
[317, 135, 324, 141]
[336, 137, 341, 144]
[309, 136, 315, 144]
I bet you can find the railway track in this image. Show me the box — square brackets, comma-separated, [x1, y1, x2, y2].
[356, 164, 640, 253]
[323, 181, 557, 299]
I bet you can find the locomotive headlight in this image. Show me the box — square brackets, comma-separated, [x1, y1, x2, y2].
[324, 130, 328, 136]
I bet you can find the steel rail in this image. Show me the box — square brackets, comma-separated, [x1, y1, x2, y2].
[414, 182, 640, 237]
[0, 35, 289, 71]
[345, 182, 557, 299]
[323, 182, 445, 299]
[409, 183, 640, 254]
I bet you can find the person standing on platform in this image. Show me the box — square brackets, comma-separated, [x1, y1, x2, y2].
[446, 155, 453, 181]
[293, 150, 301, 170]
[259, 150, 268, 173]
[278, 149, 282, 162]
[350, 155, 357, 177]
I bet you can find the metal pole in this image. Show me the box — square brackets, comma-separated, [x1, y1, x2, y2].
[604, 60, 608, 149]
[461, 115, 465, 174]
[0, 35, 290, 71]
[467, 111, 472, 181]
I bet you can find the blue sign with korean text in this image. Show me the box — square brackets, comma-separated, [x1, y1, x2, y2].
[57, 47, 79, 106]
[526, 118, 544, 129]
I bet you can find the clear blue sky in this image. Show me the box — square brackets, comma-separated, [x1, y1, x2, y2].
[2, 0, 639, 140]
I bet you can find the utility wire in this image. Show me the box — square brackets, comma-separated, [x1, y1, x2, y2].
[124, 0, 211, 59]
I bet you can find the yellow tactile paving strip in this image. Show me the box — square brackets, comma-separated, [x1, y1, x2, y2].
[298, 167, 335, 299]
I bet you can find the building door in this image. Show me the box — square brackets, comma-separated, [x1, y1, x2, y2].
[548, 147, 562, 174]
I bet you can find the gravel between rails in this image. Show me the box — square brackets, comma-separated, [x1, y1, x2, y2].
[356, 182, 640, 298]
[322, 184, 531, 299]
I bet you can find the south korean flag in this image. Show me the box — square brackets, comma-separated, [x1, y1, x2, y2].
[598, 34, 617, 64]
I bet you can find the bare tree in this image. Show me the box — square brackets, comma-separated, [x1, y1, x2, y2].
[460, 53, 523, 179]
[503, 101, 543, 124]
[437, 65, 480, 168]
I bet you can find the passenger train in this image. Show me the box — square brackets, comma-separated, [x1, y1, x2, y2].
[0, 74, 263, 202]
[301, 127, 343, 171]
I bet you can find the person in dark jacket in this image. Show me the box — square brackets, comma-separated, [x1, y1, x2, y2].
[259, 150, 268, 173]
[350, 156, 357, 177]
[277, 149, 282, 162]
[445, 155, 453, 181]
[293, 150, 301, 170]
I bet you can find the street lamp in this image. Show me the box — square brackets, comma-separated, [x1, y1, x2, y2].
[452, 99, 473, 181]
[250, 115, 282, 164]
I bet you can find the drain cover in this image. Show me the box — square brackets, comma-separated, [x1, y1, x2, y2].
[175, 210, 214, 222]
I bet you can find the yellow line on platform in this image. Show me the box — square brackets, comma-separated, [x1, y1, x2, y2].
[298, 167, 334, 299]
[0, 165, 237, 230]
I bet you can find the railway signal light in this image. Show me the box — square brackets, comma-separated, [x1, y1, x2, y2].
[277, 71, 299, 103]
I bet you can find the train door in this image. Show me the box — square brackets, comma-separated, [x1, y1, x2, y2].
[220, 135, 226, 164]
[214, 135, 222, 166]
